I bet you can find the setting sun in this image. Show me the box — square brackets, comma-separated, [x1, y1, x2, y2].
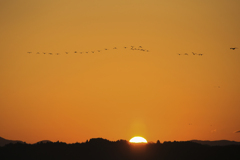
[129, 136, 148, 143]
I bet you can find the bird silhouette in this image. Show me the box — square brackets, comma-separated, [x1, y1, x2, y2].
[230, 47, 238, 50]
[27, 45, 151, 56]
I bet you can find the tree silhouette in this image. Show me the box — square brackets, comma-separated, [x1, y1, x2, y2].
[0, 138, 240, 160]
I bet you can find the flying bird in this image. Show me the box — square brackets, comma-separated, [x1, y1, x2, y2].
[230, 47, 238, 50]
[65, 52, 68, 54]
[27, 52, 32, 54]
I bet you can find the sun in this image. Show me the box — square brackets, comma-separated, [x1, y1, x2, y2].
[129, 136, 148, 143]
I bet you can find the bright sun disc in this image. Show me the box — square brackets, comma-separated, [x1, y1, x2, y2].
[129, 136, 148, 143]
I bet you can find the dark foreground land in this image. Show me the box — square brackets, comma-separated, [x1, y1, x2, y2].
[1, 138, 240, 160]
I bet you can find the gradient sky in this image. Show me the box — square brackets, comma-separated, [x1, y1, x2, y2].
[0, 0, 240, 144]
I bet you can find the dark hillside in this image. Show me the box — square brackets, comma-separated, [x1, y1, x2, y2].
[0, 138, 240, 160]
[0, 137, 24, 147]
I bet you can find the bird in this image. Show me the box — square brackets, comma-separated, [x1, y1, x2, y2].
[74, 51, 77, 53]
[105, 48, 108, 50]
[27, 52, 32, 54]
[86, 52, 88, 53]
[56, 53, 59, 55]
[91, 51, 94, 53]
[80, 52, 82, 54]
[49, 53, 52, 55]
[98, 50, 101, 52]
[43, 52, 46, 54]
[192, 52, 196, 55]
[230, 47, 238, 50]
[184, 53, 188, 55]
[113, 47, 117, 49]
[65, 52, 68, 54]
[36, 52, 40, 54]
[198, 53, 203, 56]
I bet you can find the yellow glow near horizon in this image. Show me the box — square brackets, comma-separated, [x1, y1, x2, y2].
[129, 136, 148, 143]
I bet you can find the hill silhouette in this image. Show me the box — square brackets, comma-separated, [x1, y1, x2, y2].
[0, 137, 24, 147]
[1, 137, 240, 160]
[190, 140, 240, 146]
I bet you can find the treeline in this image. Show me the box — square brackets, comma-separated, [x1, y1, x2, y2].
[0, 138, 240, 160]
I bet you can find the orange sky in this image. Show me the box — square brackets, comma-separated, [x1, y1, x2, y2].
[0, 0, 240, 144]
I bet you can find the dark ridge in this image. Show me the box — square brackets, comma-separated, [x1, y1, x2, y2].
[190, 140, 240, 146]
[36, 140, 53, 144]
[0, 137, 24, 147]
[1, 137, 240, 160]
